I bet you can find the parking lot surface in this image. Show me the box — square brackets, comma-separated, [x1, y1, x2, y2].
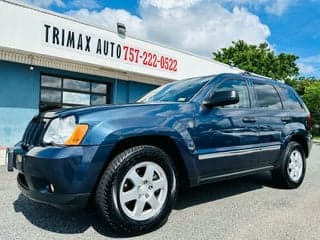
[0, 144, 319, 240]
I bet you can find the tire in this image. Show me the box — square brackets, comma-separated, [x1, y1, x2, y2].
[272, 141, 306, 189]
[95, 145, 177, 235]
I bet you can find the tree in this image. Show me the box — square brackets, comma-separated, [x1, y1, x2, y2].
[286, 77, 317, 96]
[303, 82, 320, 113]
[302, 81, 320, 135]
[213, 40, 299, 80]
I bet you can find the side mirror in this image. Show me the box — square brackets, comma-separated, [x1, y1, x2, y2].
[202, 89, 239, 108]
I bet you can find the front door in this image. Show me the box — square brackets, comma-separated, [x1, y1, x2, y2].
[194, 78, 260, 180]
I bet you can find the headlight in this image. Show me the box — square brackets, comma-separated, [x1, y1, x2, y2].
[43, 116, 88, 145]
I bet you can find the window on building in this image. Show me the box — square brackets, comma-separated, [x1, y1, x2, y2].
[40, 75, 111, 112]
[215, 79, 250, 108]
[253, 82, 282, 110]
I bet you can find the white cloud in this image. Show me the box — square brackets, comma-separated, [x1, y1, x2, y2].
[298, 55, 320, 76]
[298, 63, 317, 74]
[220, 0, 268, 8]
[140, 0, 202, 9]
[265, 0, 293, 16]
[67, 0, 270, 57]
[69, 0, 99, 9]
[300, 55, 320, 63]
[22, 0, 65, 8]
[212, 0, 294, 16]
[66, 8, 147, 39]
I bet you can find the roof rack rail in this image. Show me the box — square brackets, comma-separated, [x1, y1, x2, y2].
[242, 71, 252, 76]
[241, 71, 276, 81]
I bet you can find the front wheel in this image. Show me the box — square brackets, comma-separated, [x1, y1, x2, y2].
[95, 145, 177, 234]
[272, 141, 306, 189]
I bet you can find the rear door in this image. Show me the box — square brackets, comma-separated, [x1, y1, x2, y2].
[195, 78, 261, 180]
[250, 80, 284, 166]
[277, 85, 309, 137]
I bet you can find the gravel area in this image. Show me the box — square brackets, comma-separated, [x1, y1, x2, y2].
[0, 144, 319, 240]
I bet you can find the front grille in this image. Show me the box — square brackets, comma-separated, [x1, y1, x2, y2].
[21, 117, 49, 149]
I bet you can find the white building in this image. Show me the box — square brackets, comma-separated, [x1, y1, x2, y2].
[0, 0, 242, 148]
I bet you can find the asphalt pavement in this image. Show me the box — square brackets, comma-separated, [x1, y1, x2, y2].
[0, 144, 319, 240]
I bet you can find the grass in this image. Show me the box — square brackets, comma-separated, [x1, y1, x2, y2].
[313, 135, 320, 142]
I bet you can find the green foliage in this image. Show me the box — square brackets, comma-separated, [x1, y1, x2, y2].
[213, 40, 299, 80]
[285, 77, 317, 95]
[302, 82, 320, 135]
[286, 78, 320, 135]
[302, 82, 320, 113]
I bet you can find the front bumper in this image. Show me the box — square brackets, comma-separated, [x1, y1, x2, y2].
[17, 173, 90, 210]
[307, 133, 313, 158]
[7, 143, 113, 210]
[6, 148, 14, 172]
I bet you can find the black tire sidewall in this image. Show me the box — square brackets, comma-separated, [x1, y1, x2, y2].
[110, 146, 177, 231]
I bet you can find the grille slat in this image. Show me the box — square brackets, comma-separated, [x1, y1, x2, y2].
[22, 117, 49, 148]
[22, 121, 33, 144]
[26, 122, 37, 143]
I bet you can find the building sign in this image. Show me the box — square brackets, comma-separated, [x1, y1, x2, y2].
[0, 1, 241, 81]
[43, 24, 178, 73]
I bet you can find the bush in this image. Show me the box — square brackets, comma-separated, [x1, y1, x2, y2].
[312, 112, 320, 136]
[286, 78, 320, 136]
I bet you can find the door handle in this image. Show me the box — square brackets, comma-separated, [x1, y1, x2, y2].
[281, 117, 292, 122]
[243, 117, 257, 123]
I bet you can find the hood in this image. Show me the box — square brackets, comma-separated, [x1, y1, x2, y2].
[41, 102, 186, 119]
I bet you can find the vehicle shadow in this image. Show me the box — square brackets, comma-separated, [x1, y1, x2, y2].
[175, 171, 274, 210]
[13, 171, 276, 238]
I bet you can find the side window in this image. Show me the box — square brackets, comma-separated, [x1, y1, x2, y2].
[279, 87, 304, 111]
[253, 82, 282, 110]
[215, 79, 250, 109]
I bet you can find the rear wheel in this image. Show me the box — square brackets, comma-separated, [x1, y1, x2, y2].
[95, 145, 177, 234]
[272, 141, 306, 189]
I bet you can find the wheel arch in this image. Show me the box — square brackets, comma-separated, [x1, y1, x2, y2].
[92, 135, 197, 196]
[286, 133, 310, 158]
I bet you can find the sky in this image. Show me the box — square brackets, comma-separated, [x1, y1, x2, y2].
[19, 0, 320, 77]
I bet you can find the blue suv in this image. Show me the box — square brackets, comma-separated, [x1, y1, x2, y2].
[7, 73, 312, 234]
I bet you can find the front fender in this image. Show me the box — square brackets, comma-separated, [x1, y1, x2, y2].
[76, 103, 199, 184]
[85, 125, 199, 185]
[102, 126, 199, 184]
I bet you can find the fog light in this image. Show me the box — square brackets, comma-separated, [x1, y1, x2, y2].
[49, 184, 55, 193]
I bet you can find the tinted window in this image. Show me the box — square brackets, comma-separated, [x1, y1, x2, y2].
[279, 87, 304, 111]
[216, 79, 250, 108]
[63, 92, 90, 105]
[92, 83, 107, 94]
[40, 89, 61, 102]
[91, 95, 107, 105]
[254, 82, 282, 110]
[64, 79, 90, 92]
[40, 75, 110, 111]
[41, 75, 62, 88]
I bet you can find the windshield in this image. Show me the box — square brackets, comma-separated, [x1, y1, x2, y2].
[138, 76, 213, 103]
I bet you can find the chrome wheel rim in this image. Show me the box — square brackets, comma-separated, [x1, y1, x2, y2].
[287, 149, 303, 183]
[119, 161, 168, 221]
